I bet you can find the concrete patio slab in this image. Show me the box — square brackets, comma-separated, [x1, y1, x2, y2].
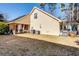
[16, 33, 79, 48]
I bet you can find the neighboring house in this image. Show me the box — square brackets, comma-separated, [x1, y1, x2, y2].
[61, 20, 79, 36]
[9, 7, 63, 36]
[9, 14, 30, 35]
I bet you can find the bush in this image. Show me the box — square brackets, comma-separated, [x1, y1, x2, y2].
[0, 22, 9, 35]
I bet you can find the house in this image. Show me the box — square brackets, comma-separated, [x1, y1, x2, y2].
[61, 20, 79, 36]
[9, 7, 63, 36]
[9, 14, 30, 35]
[30, 7, 62, 36]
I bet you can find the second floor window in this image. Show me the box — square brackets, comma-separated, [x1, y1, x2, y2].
[34, 13, 37, 19]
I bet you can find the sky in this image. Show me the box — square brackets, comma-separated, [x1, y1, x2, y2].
[0, 3, 63, 21]
[0, 3, 39, 21]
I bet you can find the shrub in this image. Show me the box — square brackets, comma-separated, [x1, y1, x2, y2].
[0, 22, 9, 35]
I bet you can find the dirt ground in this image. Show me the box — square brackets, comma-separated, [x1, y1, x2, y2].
[0, 35, 79, 56]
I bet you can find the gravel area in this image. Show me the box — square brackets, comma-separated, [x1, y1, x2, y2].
[0, 35, 79, 56]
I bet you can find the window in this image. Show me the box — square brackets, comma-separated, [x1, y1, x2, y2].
[60, 25, 63, 30]
[72, 24, 77, 31]
[34, 13, 37, 19]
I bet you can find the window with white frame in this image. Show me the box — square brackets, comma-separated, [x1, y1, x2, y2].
[34, 13, 37, 19]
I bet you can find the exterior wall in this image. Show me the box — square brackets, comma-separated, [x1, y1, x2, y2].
[77, 25, 79, 30]
[11, 14, 30, 25]
[30, 9, 60, 36]
[9, 14, 30, 34]
[9, 23, 17, 30]
[9, 23, 17, 35]
[9, 23, 30, 34]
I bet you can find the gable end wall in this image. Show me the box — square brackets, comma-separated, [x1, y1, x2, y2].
[30, 9, 60, 36]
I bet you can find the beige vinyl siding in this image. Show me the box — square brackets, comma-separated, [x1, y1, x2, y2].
[9, 14, 30, 25]
[30, 9, 60, 36]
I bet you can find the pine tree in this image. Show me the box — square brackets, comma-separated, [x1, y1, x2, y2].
[0, 14, 6, 22]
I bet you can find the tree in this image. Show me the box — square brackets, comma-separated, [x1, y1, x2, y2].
[60, 3, 66, 17]
[64, 3, 79, 22]
[0, 22, 9, 34]
[0, 13, 8, 22]
[40, 3, 46, 10]
[0, 14, 9, 34]
[0, 14, 5, 22]
[61, 3, 65, 9]
[47, 3, 57, 15]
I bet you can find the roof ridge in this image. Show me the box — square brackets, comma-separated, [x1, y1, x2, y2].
[32, 7, 62, 22]
[9, 13, 30, 22]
